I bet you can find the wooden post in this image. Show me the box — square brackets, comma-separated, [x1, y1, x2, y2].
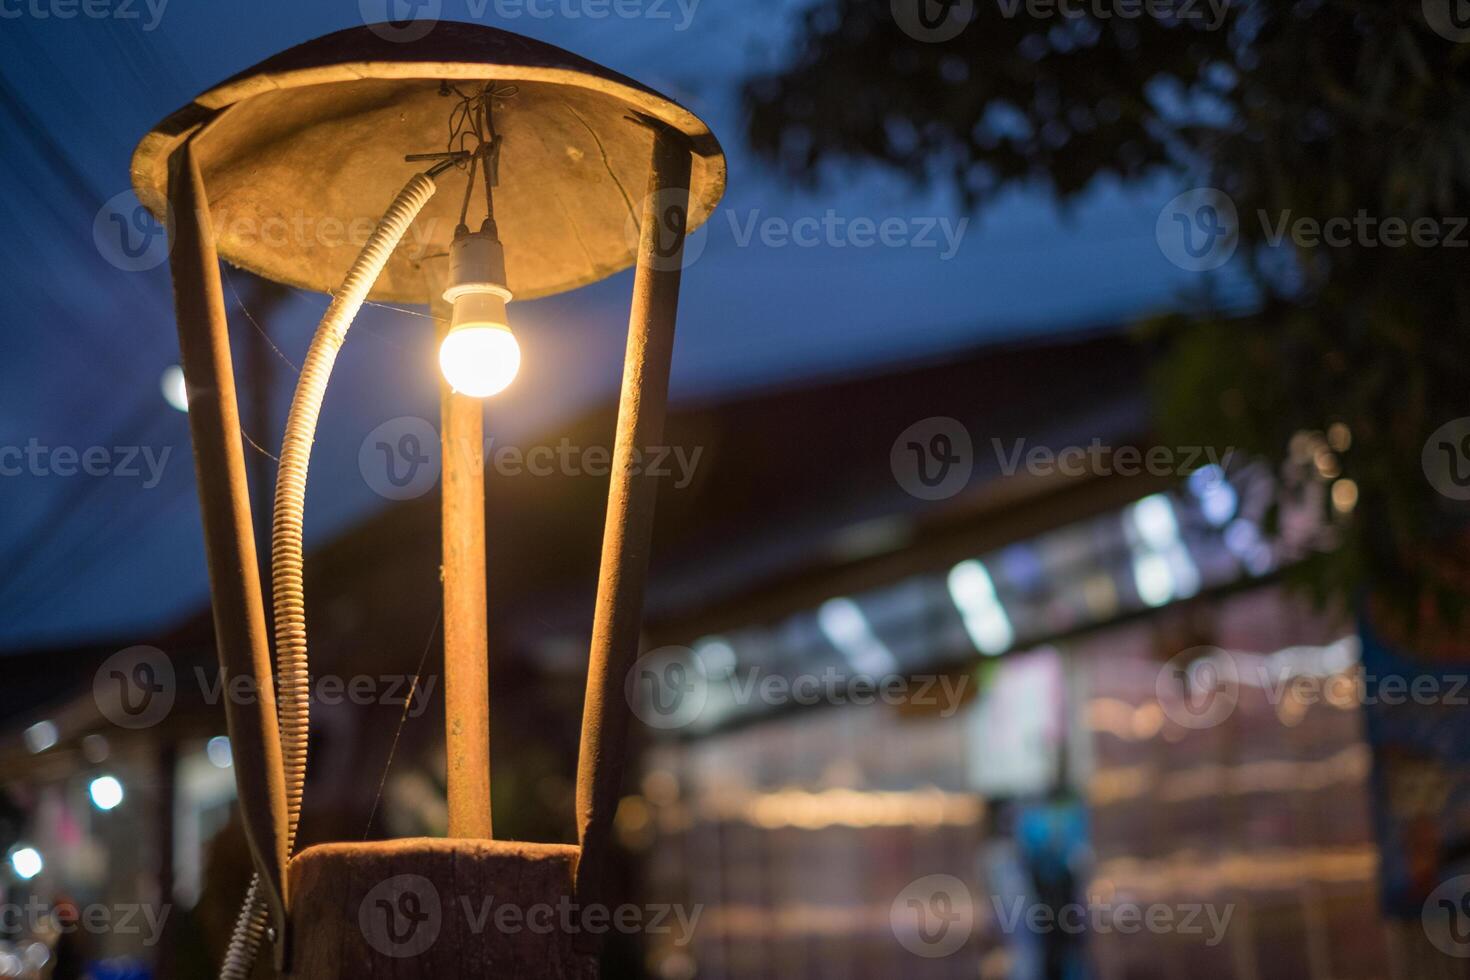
[287, 838, 596, 978]
[166, 141, 291, 962]
[434, 290, 494, 840]
[573, 124, 693, 923]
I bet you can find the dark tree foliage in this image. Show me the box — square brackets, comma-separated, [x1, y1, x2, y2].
[746, 0, 1236, 203]
[744, 0, 1470, 643]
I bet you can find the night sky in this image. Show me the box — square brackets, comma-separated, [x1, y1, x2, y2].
[0, 0, 1235, 649]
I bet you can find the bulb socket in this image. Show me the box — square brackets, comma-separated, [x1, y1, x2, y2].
[444, 227, 512, 321]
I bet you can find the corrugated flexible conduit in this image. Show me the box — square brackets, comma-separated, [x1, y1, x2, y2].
[218, 172, 439, 980]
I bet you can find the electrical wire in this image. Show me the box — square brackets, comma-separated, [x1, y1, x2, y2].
[362, 607, 442, 839]
[222, 266, 301, 375]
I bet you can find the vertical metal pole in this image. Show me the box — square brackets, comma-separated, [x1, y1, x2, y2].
[574, 124, 693, 912]
[165, 142, 290, 961]
[435, 291, 494, 840]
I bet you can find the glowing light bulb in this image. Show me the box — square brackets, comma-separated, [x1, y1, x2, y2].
[440, 322, 520, 398]
[440, 226, 518, 397]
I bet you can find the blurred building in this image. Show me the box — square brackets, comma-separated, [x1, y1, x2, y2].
[0, 328, 1447, 978]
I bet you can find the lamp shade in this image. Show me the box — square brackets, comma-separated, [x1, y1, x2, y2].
[130, 22, 725, 303]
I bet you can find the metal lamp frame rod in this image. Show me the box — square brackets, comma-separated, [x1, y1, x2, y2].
[574, 123, 693, 921]
[165, 140, 291, 966]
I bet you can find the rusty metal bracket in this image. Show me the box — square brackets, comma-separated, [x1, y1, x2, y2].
[166, 137, 292, 972]
[571, 125, 694, 949]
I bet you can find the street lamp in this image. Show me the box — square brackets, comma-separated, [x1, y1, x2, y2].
[132, 23, 724, 978]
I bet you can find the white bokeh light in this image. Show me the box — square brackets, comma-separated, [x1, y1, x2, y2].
[88, 775, 124, 811]
[9, 847, 42, 880]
